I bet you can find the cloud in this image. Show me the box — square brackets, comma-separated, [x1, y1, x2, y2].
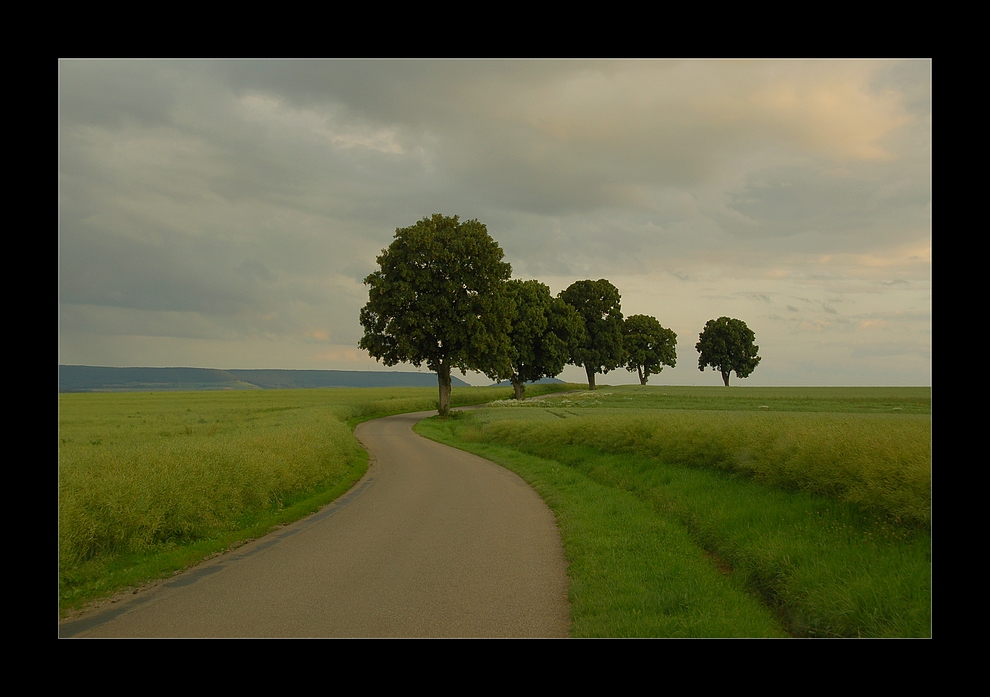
[738, 292, 772, 303]
[850, 341, 931, 359]
[58, 60, 931, 385]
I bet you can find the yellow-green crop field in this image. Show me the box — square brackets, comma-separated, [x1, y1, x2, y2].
[478, 387, 931, 525]
[57, 385, 528, 612]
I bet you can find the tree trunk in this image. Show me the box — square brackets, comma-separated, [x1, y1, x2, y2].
[437, 362, 452, 415]
[638, 366, 647, 385]
[721, 369, 730, 387]
[585, 365, 597, 390]
[511, 376, 525, 400]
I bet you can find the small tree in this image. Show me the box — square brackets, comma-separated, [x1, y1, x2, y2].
[560, 279, 624, 390]
[623, 314, 677, 385]
[696, 316, 761, 386]
[358, 214, 513, 415]
[505, 280, 585, 400]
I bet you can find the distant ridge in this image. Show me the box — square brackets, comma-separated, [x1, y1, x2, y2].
[58, 366, 469, 393]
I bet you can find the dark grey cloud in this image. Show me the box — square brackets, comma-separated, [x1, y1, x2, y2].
[205, 61, 850, 219]
[59, 222, 272, 314]
[59, 61, 179, 130]
[738, 292, 773, 303]
[719, 163, 930, 245]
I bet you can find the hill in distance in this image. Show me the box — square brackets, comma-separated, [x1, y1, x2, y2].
[58, 366, 470, 393]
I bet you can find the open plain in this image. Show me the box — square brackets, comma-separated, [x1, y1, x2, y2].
[60, 384, 930, 637]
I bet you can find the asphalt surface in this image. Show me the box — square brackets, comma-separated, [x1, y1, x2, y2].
[60, 409, 570, 638]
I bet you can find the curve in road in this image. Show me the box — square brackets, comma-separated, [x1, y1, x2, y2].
[61, 409, 570, 637]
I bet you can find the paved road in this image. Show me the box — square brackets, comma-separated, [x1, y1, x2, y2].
[61, 410, 570, 637]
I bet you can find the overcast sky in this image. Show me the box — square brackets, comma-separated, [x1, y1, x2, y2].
[58, 60, 931, 386]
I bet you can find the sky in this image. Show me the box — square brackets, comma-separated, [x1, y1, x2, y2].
[58, 59, 931, 387]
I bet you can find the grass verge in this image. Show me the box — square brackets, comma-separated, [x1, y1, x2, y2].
[417, 417, 786, 637]
[416, 387, 931, 637]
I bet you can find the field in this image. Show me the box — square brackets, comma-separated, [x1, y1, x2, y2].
[58, 384, 571, 613]
[60, 383, 931, 636]
[415, 385, 931, 637]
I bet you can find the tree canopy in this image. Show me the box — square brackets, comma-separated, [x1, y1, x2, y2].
[358, 214, 513, 414]
[559, 279, 624, 390]
[623, 314, 677, 385]
[504, 280, 585, 399]
[696, 316, 761, 386]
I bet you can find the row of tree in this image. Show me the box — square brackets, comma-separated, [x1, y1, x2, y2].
[505, 277, 677, 397]
[359, 215, 758, 415]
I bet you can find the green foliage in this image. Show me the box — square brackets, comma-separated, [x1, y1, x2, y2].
[559, 279, 624, 389]
[419, 388, 932, 636]
[696, 316, 761, 386]
[359, 214, 513, 413]
[504, 280, 585, 399]
[623, 314, 676, 385]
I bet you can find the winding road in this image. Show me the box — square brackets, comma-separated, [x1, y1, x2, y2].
[60, 410, 570, 637]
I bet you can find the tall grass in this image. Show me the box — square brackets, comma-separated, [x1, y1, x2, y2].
[479, 401, 931, 526]
[59, 416, 358, 570]
[59, 385, 574, 612]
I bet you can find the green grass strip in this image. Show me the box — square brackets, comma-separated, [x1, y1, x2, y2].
[416, 415, 786, 637]
[417, 411, 931, 637]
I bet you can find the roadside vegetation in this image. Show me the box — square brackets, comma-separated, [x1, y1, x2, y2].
[58, 383, 578, 614]
[416, 385, 931, 637]
[61, 382, 930, 637]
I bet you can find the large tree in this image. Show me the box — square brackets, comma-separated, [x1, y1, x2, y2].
[696, 316, 761, 386]
[504, 280, 585, 400]
[623, 314, 677, 385]
[358, 214, 513, 415]
[559, 279, 624, 390]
